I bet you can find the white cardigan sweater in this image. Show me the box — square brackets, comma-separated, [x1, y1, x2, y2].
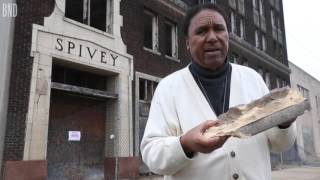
[141, 64, 296, 180]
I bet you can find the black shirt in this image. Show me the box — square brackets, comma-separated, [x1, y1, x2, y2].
[189, 61, 232, 116]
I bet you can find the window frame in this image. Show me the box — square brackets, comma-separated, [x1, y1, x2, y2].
[276, 77, 281, 88]
[259, 0, 264, 16]
[139, 78, 158, 102]
[238, 0, 245, 16]
[164, 20, 178, 59]
[239, 18, 245, 39]
[262, 33, 267, 51]
[143, 9, 159, 53]
[64, 0, 113, 33]
[297, 84, 310, 103]
[255, 29, 260, 48]
[135, 72, 162, 172]
[230, 11, 237, 35]
[265, 71, 271, 89]
[271, 9, 276, 27]
[253, 0, 258, 10]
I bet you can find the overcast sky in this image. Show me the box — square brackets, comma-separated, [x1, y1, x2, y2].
[283, 0, 320, 81]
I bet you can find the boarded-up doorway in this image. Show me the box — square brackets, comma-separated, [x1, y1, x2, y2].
[47, 90, 106, 179]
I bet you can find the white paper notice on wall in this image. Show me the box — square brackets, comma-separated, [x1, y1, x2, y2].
[68, 131, 81, 141]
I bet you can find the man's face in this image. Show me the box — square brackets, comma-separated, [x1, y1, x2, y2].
[186, 9, 229, 70]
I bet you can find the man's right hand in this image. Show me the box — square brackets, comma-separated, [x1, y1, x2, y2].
[180, 120, 228, 157]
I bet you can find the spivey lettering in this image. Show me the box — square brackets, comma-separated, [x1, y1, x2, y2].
[55, 38, 118, 66]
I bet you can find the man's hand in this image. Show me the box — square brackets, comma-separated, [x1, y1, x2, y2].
[180, 120, 228, 157]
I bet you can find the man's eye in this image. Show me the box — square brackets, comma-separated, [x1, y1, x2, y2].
[196, 29, 206, 35]
[215, 26, 226, 31]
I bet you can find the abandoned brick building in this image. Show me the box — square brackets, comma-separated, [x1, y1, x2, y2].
[0, 0, 291, 179]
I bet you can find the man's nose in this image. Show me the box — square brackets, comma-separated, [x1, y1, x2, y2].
[206, 30, 218, 42]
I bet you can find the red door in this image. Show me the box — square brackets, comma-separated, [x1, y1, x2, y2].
[47, 90, 106, 179]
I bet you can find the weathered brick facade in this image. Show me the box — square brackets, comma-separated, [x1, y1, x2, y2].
[3, 0, 54, 163]
[121, 0, 190, 78]
[1, 0, 292, 177]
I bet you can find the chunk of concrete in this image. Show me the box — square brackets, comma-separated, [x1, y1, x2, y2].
[203, 87, 310, 138]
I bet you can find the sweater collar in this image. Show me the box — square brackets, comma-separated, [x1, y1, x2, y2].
[190, 60, 230, 79]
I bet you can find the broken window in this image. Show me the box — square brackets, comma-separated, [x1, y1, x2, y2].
[65, 0, 112, 32]
[165, 20, 178, 58]
[297, 85, 310, 104]
[139, 78, 158, 102]
[52, 64, 107, 91]
[138, 78, 158, 158]
[144, 10, 159, 52]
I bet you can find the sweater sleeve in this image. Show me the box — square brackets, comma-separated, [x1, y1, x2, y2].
[140, 81, 193, 175]
[266, 123, 297, 153]
[253, 70, 297, 153]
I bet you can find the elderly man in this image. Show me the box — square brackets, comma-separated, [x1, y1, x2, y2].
[141, 4, 296, 180]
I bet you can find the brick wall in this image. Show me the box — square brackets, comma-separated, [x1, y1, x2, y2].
[120, 0, 190, 78]
[2, 0, 54, 164]
[218, 0, 290, 88]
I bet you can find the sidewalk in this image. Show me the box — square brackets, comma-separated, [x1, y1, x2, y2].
[272, 166, 320, 180]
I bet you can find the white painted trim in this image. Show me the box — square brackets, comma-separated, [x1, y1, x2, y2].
[143, 47, 161, 56]
[165, 55, 180, 63]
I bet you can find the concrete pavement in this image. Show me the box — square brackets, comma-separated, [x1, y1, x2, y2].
[272, 166, 320, 180]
